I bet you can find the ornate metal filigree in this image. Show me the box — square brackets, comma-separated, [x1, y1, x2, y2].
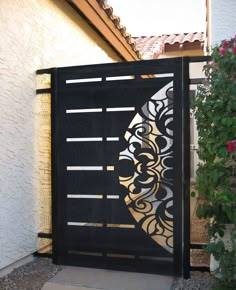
[119, 82, 174, 253]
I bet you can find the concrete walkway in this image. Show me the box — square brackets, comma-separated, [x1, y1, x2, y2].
[42, 266, 174, 290]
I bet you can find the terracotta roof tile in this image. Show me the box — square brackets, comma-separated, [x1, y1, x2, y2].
[97, 0, 141, 58]
[96, 2, 204, 60]
[134, 32, 205, 59]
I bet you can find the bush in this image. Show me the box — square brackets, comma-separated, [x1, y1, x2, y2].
[193, 36, 236, 289]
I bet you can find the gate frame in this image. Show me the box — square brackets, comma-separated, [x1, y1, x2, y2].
[47, 56, 210, 278]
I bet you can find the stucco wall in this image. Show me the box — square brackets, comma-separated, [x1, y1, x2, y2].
[159, 49, 204, 59]
[210, 0, 236, 45]
[0, 0, 121, 270]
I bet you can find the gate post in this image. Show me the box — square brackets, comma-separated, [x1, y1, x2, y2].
[51, 67, 61, 265]
[182, 57, 190, 279]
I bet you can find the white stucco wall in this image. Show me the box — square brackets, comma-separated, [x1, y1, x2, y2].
[210, 0, 236, 45]
[0, 0, 121, 270]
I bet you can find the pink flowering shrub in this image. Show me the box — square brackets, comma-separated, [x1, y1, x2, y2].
[194, 36, 236, 223]
[227, 140, 236, 152]
[219, 38, 236, 55]
[194, 36, 236, 288]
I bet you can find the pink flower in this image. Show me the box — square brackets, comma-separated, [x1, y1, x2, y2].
[227, 141, 236, 152]
[223, 41, 229, 47]
[232, 46, 236, 54]
[219, 47, 227, 55]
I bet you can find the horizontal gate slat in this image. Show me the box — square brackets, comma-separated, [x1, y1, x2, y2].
[66, 199, 135, 224]
[103, 112, 137, 137]
[65, 171, 121, 194]
[65, 243, 172, 258]
[64, 142, 104, 165]
[64, 113, 104, 137]
[66, 199, 105, 223]
[63, 253, 174, 275]
[64, 227, 172, 257]
[63, 251, 174, 275]
[57, 61, 176, 83]
[60, 80, 172, 112]
[59, 86, 158, 107]
[63, 112, 137, 138]
[63, 141, 127, 165]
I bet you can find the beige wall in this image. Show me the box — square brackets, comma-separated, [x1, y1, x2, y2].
[158, 49, 204, 59]
[0, 0, 121, 270]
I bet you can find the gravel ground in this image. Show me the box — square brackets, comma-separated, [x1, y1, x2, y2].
[0, 257, 63, 290]
[172, 272, 216, 290]
[0, 257, 215, 290]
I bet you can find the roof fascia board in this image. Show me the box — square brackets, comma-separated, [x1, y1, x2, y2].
[67, 0, 140, 61]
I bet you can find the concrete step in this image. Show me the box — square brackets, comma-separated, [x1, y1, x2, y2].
[42, 266, 174, 290]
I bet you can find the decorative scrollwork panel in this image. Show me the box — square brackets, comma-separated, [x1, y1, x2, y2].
[119, 82, 174, 253]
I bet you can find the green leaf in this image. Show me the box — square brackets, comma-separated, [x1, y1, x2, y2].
[218, 228, 225, 238]
[226, 208, 236, 224]
[191, 191, 196, 197]
[196, 205, 204, 219]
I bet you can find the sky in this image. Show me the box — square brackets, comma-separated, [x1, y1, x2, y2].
[107, 0, 206, 36]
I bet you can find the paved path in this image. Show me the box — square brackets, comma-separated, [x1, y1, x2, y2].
[42, 266, 174, 290]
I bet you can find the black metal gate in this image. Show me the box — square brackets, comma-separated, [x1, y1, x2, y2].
[51, 58, 190, 277]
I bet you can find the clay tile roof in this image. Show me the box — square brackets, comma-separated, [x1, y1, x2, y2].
[97, 0, 141, 58]
[134, 32, 205, 59]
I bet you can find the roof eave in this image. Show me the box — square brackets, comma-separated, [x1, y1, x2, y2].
[66, 0, 141, 61]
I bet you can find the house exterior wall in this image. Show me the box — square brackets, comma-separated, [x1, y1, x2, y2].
[210, 0, 236, 45]
[158, 49, 204, 59]
[0, 0, 121, 270]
